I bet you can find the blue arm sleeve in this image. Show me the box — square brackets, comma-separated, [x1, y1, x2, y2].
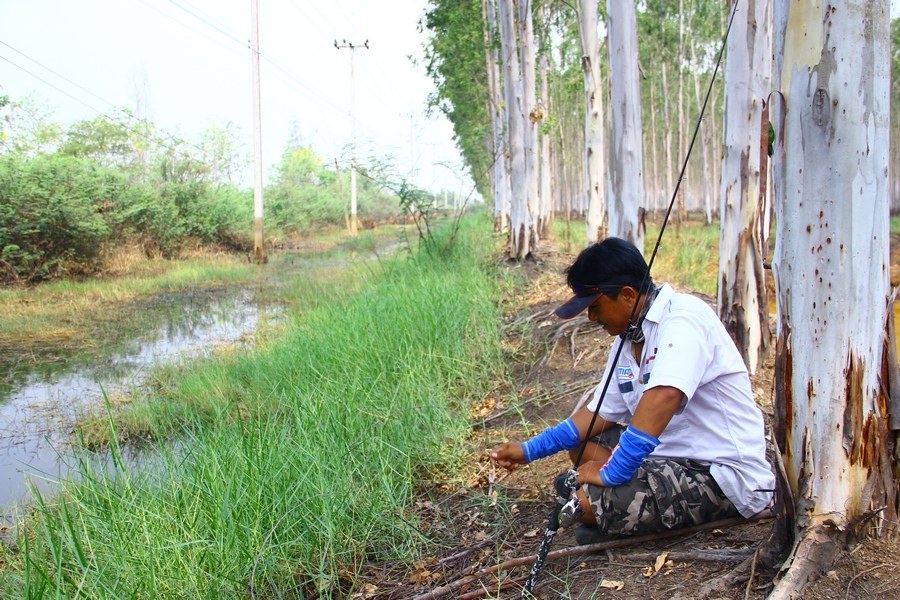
[599, 425, 660, 486]
[521, 418, 581, 463]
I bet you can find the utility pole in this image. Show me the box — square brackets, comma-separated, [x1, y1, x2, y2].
[250, 0, 265, 263]
[334, 39, 369, 237]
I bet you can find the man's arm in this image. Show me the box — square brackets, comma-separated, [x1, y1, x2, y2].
[628, 385, 684, 437]
[489, 408, 614, 470]
[575, 385, 684, 486]
[569, 406, 614, 440]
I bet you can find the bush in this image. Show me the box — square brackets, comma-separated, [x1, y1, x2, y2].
[0, 154, 112, 281]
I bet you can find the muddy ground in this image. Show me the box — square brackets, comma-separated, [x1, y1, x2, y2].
[354, 240, 900, 599]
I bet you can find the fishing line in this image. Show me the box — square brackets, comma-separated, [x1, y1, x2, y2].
[523, 1, 740, 595]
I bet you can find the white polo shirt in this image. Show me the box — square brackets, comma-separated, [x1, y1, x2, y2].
[586, 284, 775, 517]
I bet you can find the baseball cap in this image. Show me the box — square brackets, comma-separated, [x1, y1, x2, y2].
[554, 283, 604, 319]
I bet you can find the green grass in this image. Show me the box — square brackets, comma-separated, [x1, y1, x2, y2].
[548, 217, 720, 296]
[0, 215, 507, 598]
[0, 257, 259, 345]
[645, 220, 719, 296]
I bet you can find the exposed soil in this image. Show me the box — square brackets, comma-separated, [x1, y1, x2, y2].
[349, 238, 900, 600]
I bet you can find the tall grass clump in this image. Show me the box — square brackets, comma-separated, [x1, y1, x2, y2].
[645, 220, 719, 296]
[0, 215, 505, 598]
[546, 217, 719, 295]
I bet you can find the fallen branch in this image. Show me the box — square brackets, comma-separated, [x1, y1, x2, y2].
[437, 540, 493, 566]
[611, 548, 755, 564]
[456, 573, 530, 600]
[744, 549, 759, 600]
[845, 562, 891, 597]
[413, 514, 772, 600]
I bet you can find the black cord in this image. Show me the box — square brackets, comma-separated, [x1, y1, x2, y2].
[571, 0, 740, 469]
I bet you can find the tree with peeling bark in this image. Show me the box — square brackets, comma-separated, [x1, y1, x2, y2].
[769, 1, 898, 597]
[537, 4, 554, 238]
[482, 0, 511, 232]
[498, 0, 540, 259]
[717, 0, 773, 375]
[606, 0, 645, 252]
[576, 0, 606, 244]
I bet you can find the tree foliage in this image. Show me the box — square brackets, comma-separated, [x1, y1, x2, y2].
[423, 0, 492, 198]
[0, 95, 402, 283]
[0, 155, 112, 280]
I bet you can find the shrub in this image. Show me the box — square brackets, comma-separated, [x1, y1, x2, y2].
[0, 154, 112, 281]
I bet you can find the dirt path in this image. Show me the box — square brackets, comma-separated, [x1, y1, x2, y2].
[354, 241, 899, 600]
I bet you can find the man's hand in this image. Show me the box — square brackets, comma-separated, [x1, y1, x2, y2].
[575, 459, 606, 486]
[489, 442, 526, 470]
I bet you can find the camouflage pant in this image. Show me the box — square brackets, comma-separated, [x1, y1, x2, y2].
[583, 426, 739, 537]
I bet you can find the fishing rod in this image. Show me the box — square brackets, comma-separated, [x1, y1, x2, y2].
[522, 2, 741, 596]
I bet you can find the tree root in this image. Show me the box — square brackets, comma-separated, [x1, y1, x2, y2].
[412, 514, 772, 600]
[766, 524, 841, 600]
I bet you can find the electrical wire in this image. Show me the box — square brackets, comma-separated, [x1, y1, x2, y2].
[0, 52, 203, 160]
[3, 1, 458, 190]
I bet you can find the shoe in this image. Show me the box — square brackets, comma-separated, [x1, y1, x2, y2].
[574, 523, 604, 545]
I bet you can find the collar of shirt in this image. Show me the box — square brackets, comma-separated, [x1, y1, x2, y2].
[643, 283, 675, 327]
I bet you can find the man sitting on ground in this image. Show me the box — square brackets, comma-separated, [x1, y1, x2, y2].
[489, 237, 775, 543]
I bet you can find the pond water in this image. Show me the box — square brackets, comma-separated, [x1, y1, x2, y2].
[0, 287, 282, 519]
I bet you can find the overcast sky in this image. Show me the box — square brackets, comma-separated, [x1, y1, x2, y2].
[0, 0, 472, 194]
[1, 1, 898, 195]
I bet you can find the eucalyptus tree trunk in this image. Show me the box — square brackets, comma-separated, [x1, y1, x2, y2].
[577, 0, 606, 243]
[717, 0, 773, 376]
[689, 34, 712, 224]
[518, 0, 540, 254]
[770, 2, 897, 596]
[676, 0, 686, 223]
[538, 24, 554, 237]
[497, 0, 530, 258]
[661, 63, 674, 214]
[648, 81, 661, 212]
[709, 85, 722, 218]
[483, 0, 510, 232]
[606, 0, 645, 252]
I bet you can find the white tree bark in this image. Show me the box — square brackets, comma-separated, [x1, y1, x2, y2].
[606, 0, 645, 252]
[676, 0, 686, 223]
[482, 0, 510, 232]
[497, 0, 527, 258]
[770, 1, 896, 594]
[648, 81, 661, 212]
[518, 0, 541, 254]
[689, 34, 713, 224]
[538, 19, 554, 237]
[577, 0, 606, 243]
[717, 0, 773, 375]
[661, 63, 674, 215]
[498, 0, 539, 259]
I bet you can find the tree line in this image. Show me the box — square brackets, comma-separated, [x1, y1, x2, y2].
[423, 1, 900, 258]
[0, 99, 402, 283]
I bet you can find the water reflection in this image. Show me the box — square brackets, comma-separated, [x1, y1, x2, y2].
[0, 288, 281, 516]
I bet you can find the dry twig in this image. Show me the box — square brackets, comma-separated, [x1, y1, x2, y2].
[413, 515, 772, 600]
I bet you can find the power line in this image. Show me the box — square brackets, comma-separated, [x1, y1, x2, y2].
[129, 0, 377, 140]
[3, 3, 441, 188]
[166, 0, 246, 46]
[132, 0, 245, 60]
[146, 0, 409, 155]
[0, 49, 209, 160]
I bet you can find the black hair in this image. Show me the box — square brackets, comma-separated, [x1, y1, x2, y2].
[564, 237, 654, 298]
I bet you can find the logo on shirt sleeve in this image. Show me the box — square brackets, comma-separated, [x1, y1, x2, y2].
[617, 366, 635, 393]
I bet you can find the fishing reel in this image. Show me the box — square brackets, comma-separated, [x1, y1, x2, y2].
[551, 469, 583, 530]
